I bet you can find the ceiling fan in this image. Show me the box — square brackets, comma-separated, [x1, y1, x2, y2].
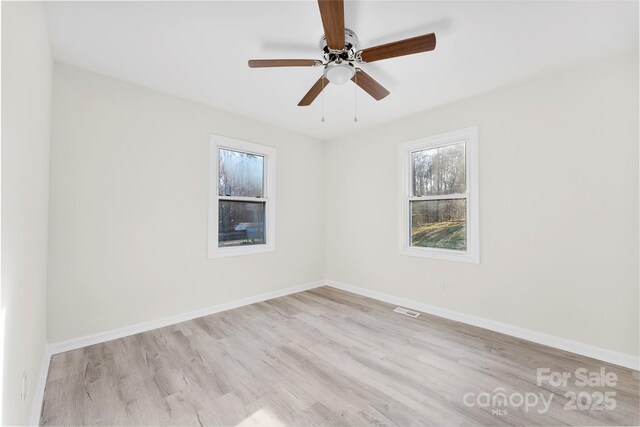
[248, 0, 436, 107]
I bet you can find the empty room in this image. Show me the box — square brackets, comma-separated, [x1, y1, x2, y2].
[2, 0, 639, 426]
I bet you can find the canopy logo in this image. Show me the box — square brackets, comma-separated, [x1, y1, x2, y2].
[463, 388, 553, 415]
[463, 367, 618, 416]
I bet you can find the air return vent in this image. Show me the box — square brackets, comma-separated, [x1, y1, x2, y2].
[393, 307, 421, 318]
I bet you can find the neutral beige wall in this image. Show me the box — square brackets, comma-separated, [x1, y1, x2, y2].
[48, 63, 326, 342]
[326, 51, 639, 357]
[1, 2, 52, 424]
[43, 42, 639, 362]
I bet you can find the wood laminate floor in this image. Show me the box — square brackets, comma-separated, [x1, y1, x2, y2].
[41, 286, 639, 426]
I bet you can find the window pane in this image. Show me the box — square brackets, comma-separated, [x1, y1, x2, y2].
[412, 143, 465, 196]
[411, 199, 466, 250]
[218, 201, 265, 247]
[219, 149, 264, 197]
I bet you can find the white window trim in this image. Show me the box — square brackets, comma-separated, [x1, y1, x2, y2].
[208, 134, 276, 258]
[398, 126, 479, 263]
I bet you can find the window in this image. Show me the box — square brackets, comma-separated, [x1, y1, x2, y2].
[208, 135, 275, 258]
[399, 126, 479, 263]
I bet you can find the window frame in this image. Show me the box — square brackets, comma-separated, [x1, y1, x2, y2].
[208, 134, 276, 258]
[398, 126, 479, 263]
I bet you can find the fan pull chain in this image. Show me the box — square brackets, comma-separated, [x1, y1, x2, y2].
[354, 72, 358, 122]
[321, 78, 325, 123]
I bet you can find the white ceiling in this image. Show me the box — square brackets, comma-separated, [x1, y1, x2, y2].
[45, 1, 638, 141]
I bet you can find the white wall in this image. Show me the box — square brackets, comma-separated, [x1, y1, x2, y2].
[47, 63, 326, 342]
[326, 51, 639, 358]
[1, 2, 52, 425]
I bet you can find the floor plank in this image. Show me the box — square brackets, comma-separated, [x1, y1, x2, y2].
[41, 286, 640, 426]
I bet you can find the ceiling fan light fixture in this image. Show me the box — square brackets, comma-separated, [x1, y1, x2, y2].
[324, 62, 355, 85]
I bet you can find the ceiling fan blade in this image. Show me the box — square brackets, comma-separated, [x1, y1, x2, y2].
[352, 69, 389, 100]
[317, 0, 345, 51]
[248, 59, 321, 68]
[358, 33, 436, 63]
[298, 76, 329, 106]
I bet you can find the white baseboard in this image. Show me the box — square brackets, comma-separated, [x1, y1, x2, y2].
[29, 347, 52, 426]
[34, 280, 323, 425]
[48, 280, 324, 355]
[35, 277, 637, 426]
[326, 280, 640, 371]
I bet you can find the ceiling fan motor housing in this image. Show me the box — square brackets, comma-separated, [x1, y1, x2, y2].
[319, 28, 359, 63]
[320, 28, 359, 85]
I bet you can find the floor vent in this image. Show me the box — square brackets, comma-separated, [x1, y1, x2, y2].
[393, 307, 421, 318]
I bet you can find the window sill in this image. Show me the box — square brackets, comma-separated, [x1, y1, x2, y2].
[400, 246, 479, 264]
[208, 244, 275, 259]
